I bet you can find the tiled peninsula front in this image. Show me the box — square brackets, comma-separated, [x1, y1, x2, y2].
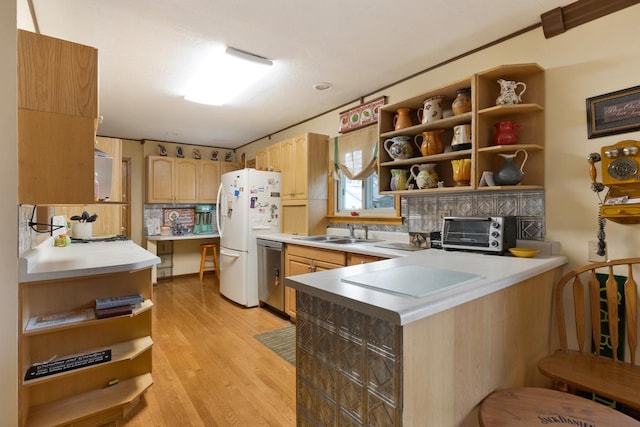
[286, 251, 567, 426]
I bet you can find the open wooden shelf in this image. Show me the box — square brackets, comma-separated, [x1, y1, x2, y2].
[23, 336, 153, 386]
[25, 373, 153, 427]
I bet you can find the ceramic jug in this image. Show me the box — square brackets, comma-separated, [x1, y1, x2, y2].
[452, 124, 472, 147]
[414, 129, 445, 156]
[410, 163, 439, 189]
[384, 136, 413, 160]
[494, 149, 528, 185]
[390, 169, 410, 191]
[451, 159, 472, 186]
[493, 120, 523, 145]
[393, 107, 413, 130]
[417, 95, 445, 124]
[496, 79, 527, 105]
[452, 88, 472, 115]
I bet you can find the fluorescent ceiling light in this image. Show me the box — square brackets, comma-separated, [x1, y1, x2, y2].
[184, 46, 273, 106]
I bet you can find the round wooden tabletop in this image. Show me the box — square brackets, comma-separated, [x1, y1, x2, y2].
[479, 387, 640, 426]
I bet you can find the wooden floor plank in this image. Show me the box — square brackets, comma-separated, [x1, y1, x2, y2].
[123, 273, 295, 426]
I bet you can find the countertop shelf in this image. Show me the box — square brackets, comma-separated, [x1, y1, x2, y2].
[146, 233, 219, 241]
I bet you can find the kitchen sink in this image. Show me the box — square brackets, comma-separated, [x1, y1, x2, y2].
[292, 235, 346, 242]
[293, 235, 381, 244]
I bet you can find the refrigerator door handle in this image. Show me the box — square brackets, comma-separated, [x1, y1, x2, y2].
[220, 249, 240, 258]
[216, 182, 224, 238]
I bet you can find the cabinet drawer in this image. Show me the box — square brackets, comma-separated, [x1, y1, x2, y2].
[286, 244, 346, 266]
[157, 240, 173, 255]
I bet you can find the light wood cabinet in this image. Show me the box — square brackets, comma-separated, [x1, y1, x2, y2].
[18, 30, 98, 205]
[378, 63, 544, 195]
[220, 161, 241, 176]
[255, 149, 269, 171]
[18, 267, 154, 426]
[173, 158, 199, 203]
[256, 143, 282, 172]
[199, 161, 221, 203]
[284, 244, 346, 319]
[347, 253, 383, 265]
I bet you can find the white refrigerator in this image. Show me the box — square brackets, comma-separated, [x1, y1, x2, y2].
[216, 168, 281, 307]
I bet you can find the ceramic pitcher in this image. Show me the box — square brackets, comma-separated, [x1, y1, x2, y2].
[417, 95, 445, 124]
[384, 136, 413, 160]
[452, 124, 472, 147]
[496, 79, 527, 105]
[414, 129, 445, 156]
[390, 169, 410, 191]
[393, 107, 413, 130]
[410, 163, 439, 189]
[494, 149, 528, 185]
[493, 120, 523, 145]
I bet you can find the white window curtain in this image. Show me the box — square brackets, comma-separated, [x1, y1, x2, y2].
[333, 125, 378, 181]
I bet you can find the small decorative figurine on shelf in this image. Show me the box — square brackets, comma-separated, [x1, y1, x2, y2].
[158, 144, 167, 156]
[176, 147, 184, 158]
[211, 150, 219, 161]
[224, 151, 234, 162]
[193, 149, 201, 159]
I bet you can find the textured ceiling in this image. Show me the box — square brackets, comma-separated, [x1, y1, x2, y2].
[17, 0, 570, 148]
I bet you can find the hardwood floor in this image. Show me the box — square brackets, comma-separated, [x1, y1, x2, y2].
[123, 273, 296, 426]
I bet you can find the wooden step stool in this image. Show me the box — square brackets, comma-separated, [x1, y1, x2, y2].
[199, 243, 219, 281]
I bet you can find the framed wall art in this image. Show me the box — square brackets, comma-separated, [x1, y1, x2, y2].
[586, 85, 640, 139]
[338, 96, 386, 134]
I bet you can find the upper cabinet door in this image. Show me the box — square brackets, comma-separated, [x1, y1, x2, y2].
[146, 156, 174, 203]
[173, 159, 198, 203]
[17, 30, 99, 205]
[199, 161, 221, 203]
[18, 30, 98, 118]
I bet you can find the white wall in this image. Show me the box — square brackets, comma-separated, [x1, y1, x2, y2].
[2, 0, 19, 424]
[238, 5, 640, 270]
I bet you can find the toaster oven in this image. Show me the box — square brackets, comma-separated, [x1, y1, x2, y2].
[441, 216, 517, 254]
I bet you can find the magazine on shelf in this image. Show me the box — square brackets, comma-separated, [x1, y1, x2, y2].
[95, 293, 144, 310]
[25, 308, 96, 331]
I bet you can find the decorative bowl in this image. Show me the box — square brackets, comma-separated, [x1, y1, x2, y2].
[509, 247, 539, 258]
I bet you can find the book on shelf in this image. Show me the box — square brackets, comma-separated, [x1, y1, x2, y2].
[25, 308, 96, 331]
[95, 293, 144, 310]
[95, 304, 137, 319]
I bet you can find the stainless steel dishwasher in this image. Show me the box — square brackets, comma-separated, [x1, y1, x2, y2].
[257, 239, 285, 315]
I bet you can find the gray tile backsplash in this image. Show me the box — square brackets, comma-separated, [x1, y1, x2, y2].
[329, 190, 545, 241]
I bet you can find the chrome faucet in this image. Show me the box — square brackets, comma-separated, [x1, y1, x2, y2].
[363, 225, 369, 240]
[347, 224, 355, 238]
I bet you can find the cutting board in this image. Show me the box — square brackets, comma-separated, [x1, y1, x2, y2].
[341, 265, 481, 298]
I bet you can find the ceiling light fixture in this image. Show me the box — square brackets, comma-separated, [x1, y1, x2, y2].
[184, 46, 273, 106]
[313, 82, 333, 92]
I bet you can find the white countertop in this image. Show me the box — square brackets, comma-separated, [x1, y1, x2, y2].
[255, 232, 416, 258]
[146, 233, 219, 241]
[19, 238, 160, 283]
[275, 235, 567, 325]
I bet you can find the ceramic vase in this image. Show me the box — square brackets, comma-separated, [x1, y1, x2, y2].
[493, 121, 523, 145]
[452, 88, 472, 115]
[390, 169, 410, 191]
[451, 159, 472, 186]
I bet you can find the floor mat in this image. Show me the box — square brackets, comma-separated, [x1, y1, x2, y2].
[254, 325, 295, 366]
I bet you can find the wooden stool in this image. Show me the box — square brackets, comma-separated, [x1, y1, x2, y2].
[479, 387, 640, 426]
[199, 243, 219, 281]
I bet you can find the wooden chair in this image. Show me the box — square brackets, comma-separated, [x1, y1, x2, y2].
[537, 257, 640, 409]
[478, 258, 640, 426]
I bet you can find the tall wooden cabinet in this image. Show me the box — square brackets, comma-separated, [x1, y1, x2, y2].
[256, 142, 282, 172]
[18, 30, 98, 205]
[378, 63, 544, 195]
[279, 133, 329, 236]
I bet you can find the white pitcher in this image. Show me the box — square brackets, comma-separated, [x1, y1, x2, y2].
[496, 79, 526, 105]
